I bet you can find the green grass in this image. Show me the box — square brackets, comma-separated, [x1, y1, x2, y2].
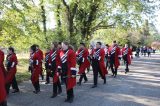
[16, 59, 31, 83]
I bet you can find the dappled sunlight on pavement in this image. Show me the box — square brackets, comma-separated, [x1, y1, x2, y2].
[7, 54, 160, 106]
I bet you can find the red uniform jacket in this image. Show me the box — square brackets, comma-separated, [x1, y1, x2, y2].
[92, 48, 108, 77]
[108, 46, 121, 68]
[37, 49, 43, 61]
[60, 49, 76, 90]
[48, 49, 61, 83]
[122, 47, 132, 65]
[0, 50, 6, 76]
[6, 53, 18, 84]
[0, 68, 6, 103]
[30, 52, 41, 84]
[76, 48, 90, 74]
[37, 49, 43, 74]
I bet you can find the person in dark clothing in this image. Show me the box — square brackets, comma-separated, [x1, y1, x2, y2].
[136, 47, 140, 57]
[44, 48, 51, 84]
[91, 42, 108, 88]
[60, 42, 77, 103]
[48, 42, 62, 98]
[104, 44, 110, 69]
[108, 41, 121, 78]
[122, 44, 133, 73]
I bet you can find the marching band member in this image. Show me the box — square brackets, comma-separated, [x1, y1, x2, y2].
[104, 44, 109, 70]
[48, 42, 62, 98]
[91, 42, 108, 88]
[60, 42, 77, 103]
[44, 48, 51, 84]
[0, 49, 7, 106]
[6, 47, 19, 94]
[76, 43, 90, 85]
[29, 45, 41, 94]
[122, 44, 133, 73]
[35, 45, 44, 80]
[108, 41, 121, 78]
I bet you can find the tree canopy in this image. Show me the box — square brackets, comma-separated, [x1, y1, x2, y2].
[0, 0, 160, 50]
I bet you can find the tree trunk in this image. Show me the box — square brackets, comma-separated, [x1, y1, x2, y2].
[41, 5, 48, 43]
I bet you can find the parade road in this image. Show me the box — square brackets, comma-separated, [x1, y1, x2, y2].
[7, 54, 160, 106]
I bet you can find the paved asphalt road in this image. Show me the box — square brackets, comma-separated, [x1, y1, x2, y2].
[7, 54, 160, 106]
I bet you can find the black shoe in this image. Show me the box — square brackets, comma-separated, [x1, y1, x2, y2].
[103, 79, 106, 84]
[51, 93, 57, 98]
[87, 70, 90, 73]
[45, 82, 50, 84]
[91, 85, 97, 88]
[84, 80, 88, 83]
[114, 75, 117, 78]
[77, 82, 81, 86]
[12, 89, 19, 93]
[58, 90, 62, 94]
[61, 82, 64, 85]
[64, 98, 69, 102]
[33, 90, 40, 94]
[33, 91, 38, 94]
[65, 97, 74, 103]
[41, 75, 44, 80]
[1, 101, 7, 106]
[125, 69, 129, 74]
[68, 97, 73, 103]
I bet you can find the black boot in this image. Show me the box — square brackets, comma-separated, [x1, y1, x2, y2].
[45, 74, 50, 84]
[87, 67, 90, 73]
[65, 89, 74, 103]
[51, 93, 57, 98]
[64, 98, 70, 102]
[11, 76, 19, 93]
[41, 75, 44, 80]
[83, 73, 88, 83]
[77, 82, 81, 86]
[68, 96, 74, 103]
[45, 78, 50, 84]
[77, 75, 83, 86]
[84, 80, 88, 83]
[91, 85, 97, 88]
[45, 82, 49, 84]
[1, 101, 7, 106]
[6, 83, 10, 95]
[125, 69, 127, 74]
[58, 89, 62, 94]
[58, 83, 62, 95]
[33, 82, 40, 94]
[103, 77, 106, 84]
[111, 69, 115, 77]
[125, 69, 129, 74]
[65, 94, 70, 102]
[65, 89, 70, 102]
[52, 83, 57, 97]
[57, 85, 62, 94]
[37, 82, 40, 92]
[12, 89, 19, 93]
[114, 68, 117, 78]
[33, 86, 38, 94]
